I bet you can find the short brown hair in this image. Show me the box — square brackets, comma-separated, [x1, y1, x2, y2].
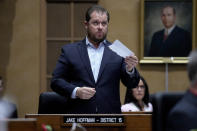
[85, 5, 110, 22]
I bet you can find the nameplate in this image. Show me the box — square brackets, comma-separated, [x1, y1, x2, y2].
[63, 115, 124, 123]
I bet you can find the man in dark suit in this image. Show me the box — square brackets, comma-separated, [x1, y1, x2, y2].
[149, 6, 192, 57]
[51, 5, 140, 114]
[166, 50, 197, 131]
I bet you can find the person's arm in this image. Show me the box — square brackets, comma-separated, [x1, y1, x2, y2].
[51, 46, 96, 100]
[71, 87, 80, 99]
[51, 46, 77, 97]
[75, 87, 96, 99]
[51, 48, 96, 100]
[125, 55, 138, 77]
[125, 55, 138, 72]
[120, 55, 140, 89]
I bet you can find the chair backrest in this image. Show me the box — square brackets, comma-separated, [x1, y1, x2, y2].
[9, 101, 18, 118]
[38, 92, 68, 114]
[150, 92, 184, 131]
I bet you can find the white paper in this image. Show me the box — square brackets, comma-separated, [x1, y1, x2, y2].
[109, 40, 134, 58]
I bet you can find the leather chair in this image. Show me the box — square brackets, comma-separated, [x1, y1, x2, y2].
[150, 92, 184, 131]
[38, 92, 68, 114]
[9, 101, 18, 118]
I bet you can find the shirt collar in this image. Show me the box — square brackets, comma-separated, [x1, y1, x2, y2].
[85, 36, 106, 48]
[165, 25, 176, 35]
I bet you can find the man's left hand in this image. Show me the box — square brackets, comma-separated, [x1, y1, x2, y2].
[125, 55, 138, 72]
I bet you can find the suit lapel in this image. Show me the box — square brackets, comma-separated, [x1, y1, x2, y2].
[97, 43, 112, 83]
[77, 40, 95, 83]
[168, 26, 178, 41]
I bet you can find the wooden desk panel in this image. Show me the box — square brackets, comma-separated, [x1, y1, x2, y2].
[0, 118, 37, 131]
[26, 113, 152, 131]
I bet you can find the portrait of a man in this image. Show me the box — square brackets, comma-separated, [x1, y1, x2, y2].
[144, 1, 193, 57]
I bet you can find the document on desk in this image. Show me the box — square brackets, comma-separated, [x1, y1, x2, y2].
[109, 40, 134, 58]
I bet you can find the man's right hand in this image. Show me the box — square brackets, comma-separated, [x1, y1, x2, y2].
[76, 87, 96, 99]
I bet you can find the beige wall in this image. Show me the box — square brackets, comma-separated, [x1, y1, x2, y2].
[0, 0, 196, 117]
[0, 0, 40, 117]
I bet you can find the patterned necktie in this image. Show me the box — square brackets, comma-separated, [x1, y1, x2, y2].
[163, 30, 168, 41]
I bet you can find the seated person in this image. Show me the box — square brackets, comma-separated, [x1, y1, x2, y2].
[0, 76, 17, 118]
[121, 76, 153, 112]
[166, 50, 197, 130]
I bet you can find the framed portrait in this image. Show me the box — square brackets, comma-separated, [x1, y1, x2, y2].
[140, 0, 196, 64]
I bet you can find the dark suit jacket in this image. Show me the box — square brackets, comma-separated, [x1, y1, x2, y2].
[166, 90, 197, 131]
[149, 26, 192, 57]
[51, 39, 140, 114]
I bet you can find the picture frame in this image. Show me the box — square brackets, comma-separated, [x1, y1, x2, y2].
[140, 0, 196, 64]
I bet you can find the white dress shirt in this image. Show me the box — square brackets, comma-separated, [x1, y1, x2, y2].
[71, 37, 105, 98]
[165, 25, 176, 36]
[86, 38, 105, 82]
[121, 102, 153, 112]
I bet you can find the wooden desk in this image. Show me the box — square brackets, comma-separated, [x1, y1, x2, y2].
[0, 118, 37, 131]
[26, 113, 152, 131]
